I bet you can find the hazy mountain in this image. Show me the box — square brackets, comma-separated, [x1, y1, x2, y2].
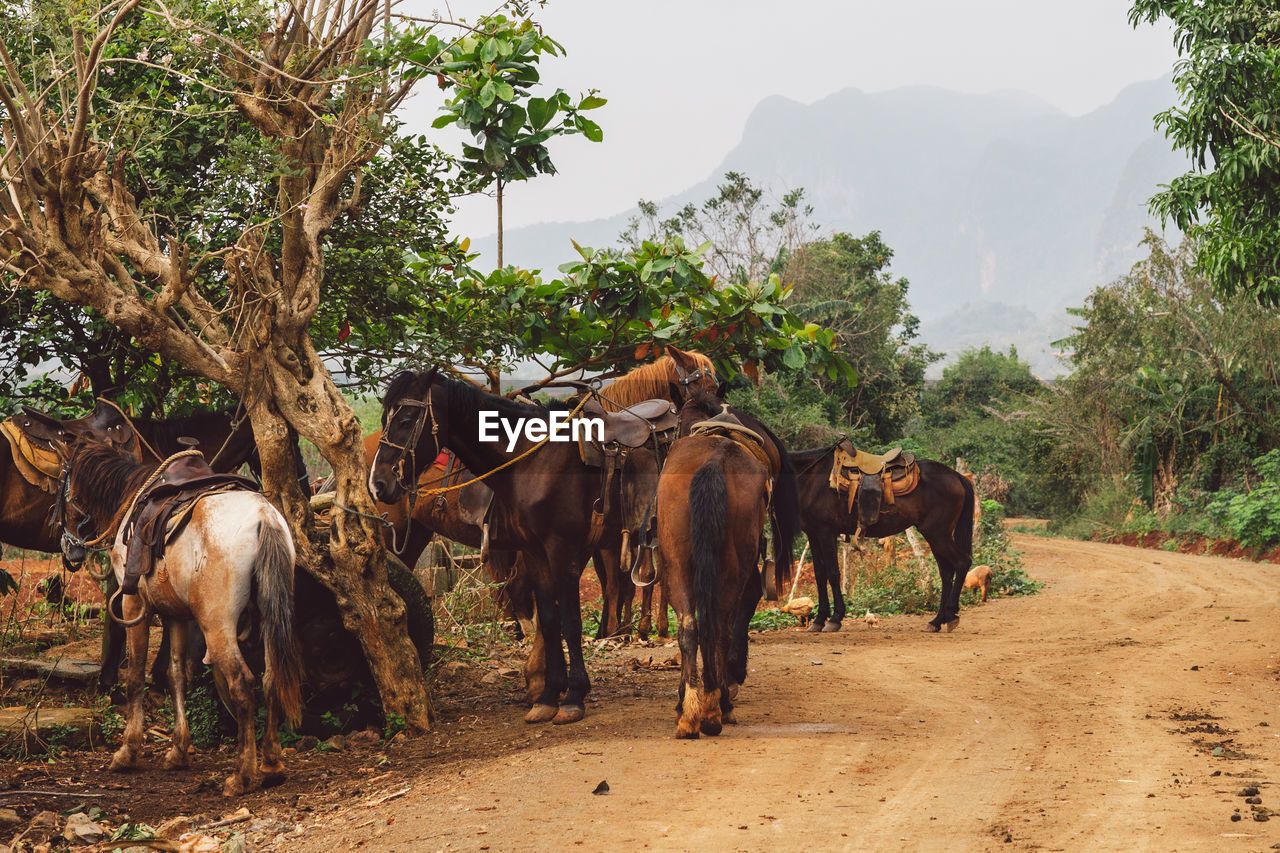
[477, 77, 1186, 377]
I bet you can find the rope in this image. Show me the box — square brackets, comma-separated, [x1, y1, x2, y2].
[81, 449, 205, 549]
[415, 393, 595, 498]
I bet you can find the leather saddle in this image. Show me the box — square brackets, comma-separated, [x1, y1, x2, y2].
[576, 396, 678, 467]
[1, 417, 62, 493]
[121, 453, 259, 595]
[688, 417, 779, 479]
[829, 439, 919, 526]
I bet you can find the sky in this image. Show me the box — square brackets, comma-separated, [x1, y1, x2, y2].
[396, 0, 1180, 242]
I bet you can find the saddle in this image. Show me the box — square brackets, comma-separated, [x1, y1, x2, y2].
[1, 417, 61, 493]
[829, 439, 919, 519]
[121, 453, 259, 595]
[572, 396, 679, 556]
[575, 396, 679, 467]
[688, 418, 779, 480]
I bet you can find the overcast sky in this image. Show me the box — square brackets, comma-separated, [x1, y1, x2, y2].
[397, 1, 1180, 241]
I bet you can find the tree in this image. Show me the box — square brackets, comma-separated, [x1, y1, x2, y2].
[621, 172, 816, 285]
[785, 231, 936, 442]
[1129, 0, 1280, 304]
[0, 0, 442, 728]
[922, 346, 1044, 431]
[432, 14, 604, 267]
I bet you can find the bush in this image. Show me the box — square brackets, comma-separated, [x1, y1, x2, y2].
[1208, 449, 1280, 550]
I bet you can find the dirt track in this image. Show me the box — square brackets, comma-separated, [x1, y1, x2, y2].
[286, 534, 1280, 852]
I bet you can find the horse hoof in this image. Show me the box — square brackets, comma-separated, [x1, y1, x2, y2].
[552, 705, 585, 725]
[806, 620, 825, 633]
[822, 620, 842, 633]
[524, 703, 558, 724]
[222, 775, 249, 797]
[925, 622, 941, 633]
[727, 683, 740, 701]
[945, 618, 959, 633]
[723, 709, 738, 725]
[163, 748, 189, 770]
[675, 724, 700, 740]
[260, 767, 287, 788]
[700, 719, 723, 737]
[109, 747, 136, 772]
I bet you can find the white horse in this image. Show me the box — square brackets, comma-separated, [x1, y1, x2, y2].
[58, 440, 301, 796]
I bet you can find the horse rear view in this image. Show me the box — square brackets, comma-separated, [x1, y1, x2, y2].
[657, 393, 772, 739]
[54, 437, 302, 796]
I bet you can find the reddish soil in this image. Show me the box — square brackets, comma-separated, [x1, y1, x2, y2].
[2, 533, 1279, 851]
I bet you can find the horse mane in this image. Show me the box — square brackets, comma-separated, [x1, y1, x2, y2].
[68, 442, 155, 528]
[601, 352, 715, 411]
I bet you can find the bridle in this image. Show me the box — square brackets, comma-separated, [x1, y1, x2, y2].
[53, 463, 111, 579]
[672, 359, 708, 390]
[372, 387, 439, 525]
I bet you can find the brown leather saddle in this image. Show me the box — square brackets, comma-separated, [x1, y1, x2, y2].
[121, 453, 259, 595]
[571, 395, 679, 554]
[829, 438, 919, 528]
[688, 417, 779, 480]
[1, 417, 62, 493]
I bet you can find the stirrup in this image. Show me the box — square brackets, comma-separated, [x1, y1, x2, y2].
[108, 588, 150, 628]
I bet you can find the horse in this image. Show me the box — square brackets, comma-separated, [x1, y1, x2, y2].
[369, 368, 660, 725]
[52, 437, 301, 796]
[361, 435, 533, 639]
[633, 389, 799, 642]
[790, 441, 975, 633]
[656, 387, 773, 738]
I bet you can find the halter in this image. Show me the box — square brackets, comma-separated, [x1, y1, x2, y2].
[372, 389, 439, 551]
[54, 468, 98, 570]
[672, 359, 707, 388]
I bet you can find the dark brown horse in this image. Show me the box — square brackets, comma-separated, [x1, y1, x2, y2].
[369, 369, 659, 725]
[656, 388, 772, 738]
[790, 441, 975, 632]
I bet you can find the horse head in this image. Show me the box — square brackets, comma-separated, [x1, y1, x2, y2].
[665, 346, 717, 403]
[369, 367, 442, 504]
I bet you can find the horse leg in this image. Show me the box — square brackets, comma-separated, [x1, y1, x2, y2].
[656, 579, 671, 639]
[150, 625, 172, 692]
[98, 575, 125, 694]
[592, 553, 612, 640]
[163, 619, 192, 770]
[924, 529, 969, 632]
[524, 569, 565, 724]
[726, 566, 762, 706]
[672, 595, 701, 739]
[206, 626, 258, 796]
[823, 537, 846, 632]
[109, 602, 150, 772]
[553, 556, 591, 725]
[808, 535, 838, 631]
[637, 581, 653, 641]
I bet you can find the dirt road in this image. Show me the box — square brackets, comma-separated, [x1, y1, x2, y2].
[283, 534, 1280, 852]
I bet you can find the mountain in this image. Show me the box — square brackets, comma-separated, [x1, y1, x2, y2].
[475, 78, 1187, 377]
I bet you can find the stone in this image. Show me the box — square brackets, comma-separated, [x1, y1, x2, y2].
[324, 734, 346, 751]
[346, 729, 380, 749]
[295, 735, 319, 752]
[0, 657, 99, 686]
[155, 815, 194, 839]
[63, 812, 105, 844]
[25, 811, 59, 844]
[0, 807, 19, 827]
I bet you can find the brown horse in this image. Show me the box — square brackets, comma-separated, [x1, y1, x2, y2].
[52, 438, 301, 795]
[369, 369, 660, 724]
[656, 388, 772, 738]
[790, 441, 975, 632]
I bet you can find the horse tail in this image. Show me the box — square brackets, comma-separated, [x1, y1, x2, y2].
[255, 513, 303, 728]
[689, 461, 726, 679]
[955, 471, 976, 561]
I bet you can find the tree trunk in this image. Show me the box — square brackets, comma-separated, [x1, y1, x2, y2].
[496, 177, 504, 269]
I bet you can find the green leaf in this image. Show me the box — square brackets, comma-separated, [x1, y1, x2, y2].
[578, 117, 603, 143]
[431, 113, 455, 129]
[483, 136, 508, 169]
[495, 81, 515, 102]
[781, 343, 806, 370]
[579, 95, 607, 110]
[478, 80, 496, 108]
[480, 38, 499, 64]
[527, 97, 554, 130]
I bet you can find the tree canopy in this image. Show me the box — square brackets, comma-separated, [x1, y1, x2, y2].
[1130, 0, 1280, 304]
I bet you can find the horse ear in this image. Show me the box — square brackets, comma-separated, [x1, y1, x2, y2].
[666, 345, 691, 367]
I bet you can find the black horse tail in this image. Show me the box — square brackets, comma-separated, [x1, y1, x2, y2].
[955, 472, 976, 562]
[256, 514, 303, 728]
[689, 461, 726, 678]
